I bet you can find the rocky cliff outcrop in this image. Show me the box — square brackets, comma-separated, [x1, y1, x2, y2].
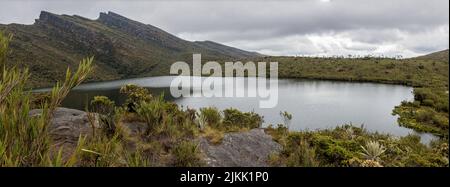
[98, 11, 186, 50]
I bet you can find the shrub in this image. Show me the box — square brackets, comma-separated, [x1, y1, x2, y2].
[90, 96, 120, 138]
[124, 147, 150, 167]
[120, 84, 152, 112]
[422, 99, 435, 107]
[415, 108, 434, 122]
[202, 126, 224, 144]
[265, 124, 289, 144]
[136, 95, 165, 135]
[77, 134, 124, 167]
[198, 107, 222, 128]
[222, 108, 263, 131]
[431, 114, 449, 129]
[91, 96, 115, 115]
[311, 135, 355, 166]
[171, 141, 203, 167]
[432, 142, 449, 158]
[285, 139, 319, 167]
[400, 153, 448, 167]
[414, 88, 432, 103]
[136, 93, 198, 138]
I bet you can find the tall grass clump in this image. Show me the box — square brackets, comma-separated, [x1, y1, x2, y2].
[171, 140, 203, 167]
[285, 139, 319, 167]
[136, 94, 166, 136]
[197, 107, 222, 128]
[75, 132, 127, 167]
[0, 31, 93, 166]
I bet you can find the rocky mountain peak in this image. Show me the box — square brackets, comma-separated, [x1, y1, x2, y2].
[35, 10, 79, 31]
[98, 11, 143, 29]
[2, 11, 262, 87]
[99, 11, 130, 22]
[36, 11, 61, 23]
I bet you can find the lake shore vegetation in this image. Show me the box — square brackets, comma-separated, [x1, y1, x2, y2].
[1, 31, 448, 167]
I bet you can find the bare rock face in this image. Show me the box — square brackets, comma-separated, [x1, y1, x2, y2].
[36, 11, 113, 53]
[29, 107, 97, 152]
[199, 128, 282, 167]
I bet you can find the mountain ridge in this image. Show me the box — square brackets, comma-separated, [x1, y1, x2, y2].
[0, 11, 263, 88]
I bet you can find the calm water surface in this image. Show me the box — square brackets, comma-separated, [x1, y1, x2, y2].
[37, 76, 437, 144]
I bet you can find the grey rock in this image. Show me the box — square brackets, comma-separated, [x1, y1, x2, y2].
[30, 107, 97, 148]
[199, 128, 282, 167]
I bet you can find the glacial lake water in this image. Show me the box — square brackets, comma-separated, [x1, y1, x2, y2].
[36, 76, 438, 144]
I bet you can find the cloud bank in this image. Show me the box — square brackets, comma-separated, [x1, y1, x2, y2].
[0, 0, 448, 57]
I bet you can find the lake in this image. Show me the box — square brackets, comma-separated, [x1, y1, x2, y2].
[37, 76, 437, 144]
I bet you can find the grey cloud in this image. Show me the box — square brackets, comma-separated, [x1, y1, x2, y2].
[0, 0, 448, 57]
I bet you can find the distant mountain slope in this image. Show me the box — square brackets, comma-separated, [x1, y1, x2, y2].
[194, 40, 263, 59]
[0, 11, 262, 88]
[414, 49, 449, 63]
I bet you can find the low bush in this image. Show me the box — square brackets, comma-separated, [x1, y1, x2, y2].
[197, 107, 222, 128]
[91, 96, 115, 115]
[120, 84, 152, 112]
[136, 95, 165, 135]
[90, 96, 119, 137]
[222, 108, 263, 131]
[171, 141, 203, 167]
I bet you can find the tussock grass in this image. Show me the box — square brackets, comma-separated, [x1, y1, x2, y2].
[201, 126, 224, 145]
[0, 31, 93, 166]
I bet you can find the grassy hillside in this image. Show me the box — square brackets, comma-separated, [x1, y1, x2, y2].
[415, 49, 449, 62]
[0, 11, 262, 88]
[264, 54, 448, 87]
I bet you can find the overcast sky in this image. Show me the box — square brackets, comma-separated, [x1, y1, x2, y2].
[0, 0, 448, 57]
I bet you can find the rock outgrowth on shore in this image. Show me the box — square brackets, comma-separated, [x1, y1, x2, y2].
[30, 108, 96, 150]
[199, 128, 282, 167]
[30, 107, 281, 166]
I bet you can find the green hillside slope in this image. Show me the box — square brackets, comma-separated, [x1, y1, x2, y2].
[0, 11, 262, 88]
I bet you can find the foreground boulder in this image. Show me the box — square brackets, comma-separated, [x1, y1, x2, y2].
[29, 107, 98, 160]
[30, 107, 96, 146]
[199, 129, 282, 167]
